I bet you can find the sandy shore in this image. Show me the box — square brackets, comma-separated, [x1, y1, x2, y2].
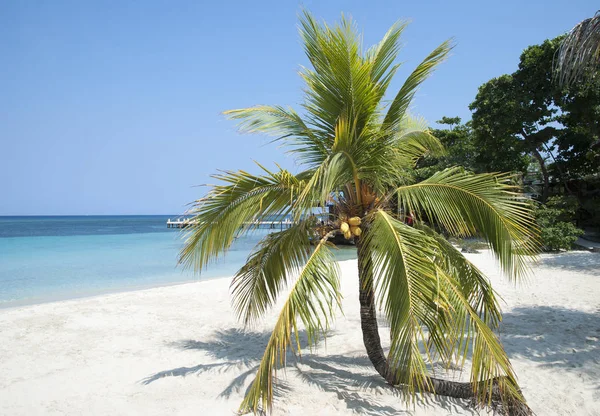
[0, 251, 599, 415]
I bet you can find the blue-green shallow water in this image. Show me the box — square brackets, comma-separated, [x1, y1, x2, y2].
[0, 216, 356, 308]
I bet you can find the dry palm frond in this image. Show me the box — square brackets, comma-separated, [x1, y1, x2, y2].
[555, 11, 600, 87]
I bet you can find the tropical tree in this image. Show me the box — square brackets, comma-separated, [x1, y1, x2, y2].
[471, 36, 600, 202]
[180, 12, 538, 416]
[555, 11, 600, 87]
[415, 116, 479, 180]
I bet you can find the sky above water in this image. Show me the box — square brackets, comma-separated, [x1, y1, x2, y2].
[1, 0, 596, 215]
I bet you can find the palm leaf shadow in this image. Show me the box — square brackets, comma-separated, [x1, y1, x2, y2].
[140, 328, 479, 414]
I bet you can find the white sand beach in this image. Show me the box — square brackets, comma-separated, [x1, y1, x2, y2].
[0, 251, 599, 415]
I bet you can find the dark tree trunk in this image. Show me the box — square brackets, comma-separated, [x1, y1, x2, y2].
[355, 233, 532, 415]
[532, 148, 549, 203]
[355, 237, 390, 381]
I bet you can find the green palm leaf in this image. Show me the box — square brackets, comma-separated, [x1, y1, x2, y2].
[224, 105, 329, 167]
[435, 266, 524, 406]
[394, 128, 446, 166]
[179, 165, 311, 272]
[396, 167, 539, 279]
[383, 40, 454, 131]
[239, 234, 341, 414]
[231, 219, 319, 326]
[419, 224, 502, 329]
[363, 210, 523, 406]
[367, 20, 408, 86]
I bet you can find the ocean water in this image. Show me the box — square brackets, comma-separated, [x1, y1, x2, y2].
[0, 216, 356, 308]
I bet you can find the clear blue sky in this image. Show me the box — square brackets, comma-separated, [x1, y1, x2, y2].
[1, 0, 596, 215]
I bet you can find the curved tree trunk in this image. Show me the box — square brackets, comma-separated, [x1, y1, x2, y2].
[355, 235, 532, 415]
[356, 237, 389, 380]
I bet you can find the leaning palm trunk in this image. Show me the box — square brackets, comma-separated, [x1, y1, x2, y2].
[180, 11, 538, 416]
[356, 227, 531, 416]
[356, 236, 388, 379]
[555, 11, 600, 87]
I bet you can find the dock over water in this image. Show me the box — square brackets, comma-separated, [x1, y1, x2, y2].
[167, 218, 294, 230]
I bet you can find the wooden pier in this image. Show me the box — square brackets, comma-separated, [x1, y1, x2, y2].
[167, 218, 294, 230]
[166, 218, 194, 228]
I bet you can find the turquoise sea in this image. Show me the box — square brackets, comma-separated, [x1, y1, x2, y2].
[0, 216, 356, 308]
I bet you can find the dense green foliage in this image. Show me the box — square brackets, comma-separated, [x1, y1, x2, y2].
[534, 196, 584, 251]
[470, 37, 600, 201]
[181, 12, 538, 415]
[415, 117, 478, 178]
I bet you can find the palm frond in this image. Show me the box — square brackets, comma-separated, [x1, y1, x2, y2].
[364, 19, 408, 105]
[435, 266, 524, 406]
[555, 11, 600, 87]
[418, 224, 502, 329]
[179, 166, 312, 272]
[239, 234, 341, 414]
[224, 105, 329, 167]
[364, 211, 523, 407]
[383, 39, 453, 131]
[417, 224, 504, 374]
[298, 11, 387, 142]
[231, 219, 319, 326]
[367, 20, 408, 85]
[395, 167, 539, 280]
[394, 128, 445, 166]
[295, 151, 356, 212]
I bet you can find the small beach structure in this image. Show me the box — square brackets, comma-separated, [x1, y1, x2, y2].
[167, 217, 294, 230]
[166, 217, 193, 228]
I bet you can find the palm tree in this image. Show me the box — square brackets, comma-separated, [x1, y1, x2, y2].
[555, 11, 600, 87]
[180, 12, 538, 415]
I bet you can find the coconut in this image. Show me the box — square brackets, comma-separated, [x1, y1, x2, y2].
[348, 216, 361, 226]
[340, 222, 350, 233]
[343, 230, 352, 239]
[351, 226, 362, 237]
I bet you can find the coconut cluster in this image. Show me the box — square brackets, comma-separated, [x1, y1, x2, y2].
[340, 216, 362, 239]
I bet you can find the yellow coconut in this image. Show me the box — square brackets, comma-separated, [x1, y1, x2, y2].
[340, 222, 350, 233]
[343, 230, 352, 239]
[348, 216, 361, 226]
[351, 226, 362, 237]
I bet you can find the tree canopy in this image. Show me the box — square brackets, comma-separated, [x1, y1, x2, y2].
[415, 117, 479, 179]
[470, 37, 600, 201]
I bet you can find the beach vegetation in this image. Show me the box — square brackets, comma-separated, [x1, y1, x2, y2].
[415, 117, 479, 179]
[534, 196, 584, 251]
[470, 37, 600, 204]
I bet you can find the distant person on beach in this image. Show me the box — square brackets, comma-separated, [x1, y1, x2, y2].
[406, 211, 415, 226]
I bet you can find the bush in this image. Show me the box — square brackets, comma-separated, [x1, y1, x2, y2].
[535, 196, 584, 251]
[457, 238, 488, 253]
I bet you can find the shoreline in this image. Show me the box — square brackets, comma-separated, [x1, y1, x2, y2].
[0, 276, 205, 311]
[0, 258, 362, 311]
[0, 249, 590, 312]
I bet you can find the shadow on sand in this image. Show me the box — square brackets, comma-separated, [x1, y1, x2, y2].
[537, 251, 600, 272]
[501, 305, 600, 383]
[140, 253, 600, 413]
[141, 328, 475, 415]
